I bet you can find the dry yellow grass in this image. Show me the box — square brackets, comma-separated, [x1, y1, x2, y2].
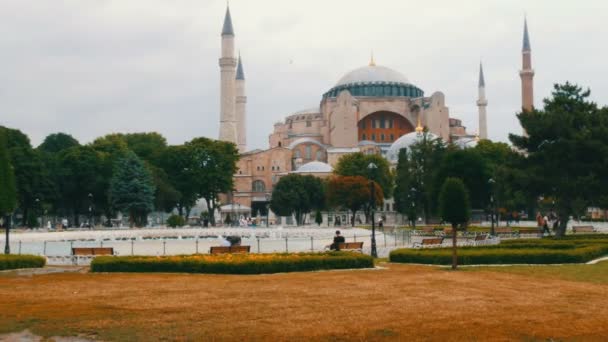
[1, 264, 607, 341]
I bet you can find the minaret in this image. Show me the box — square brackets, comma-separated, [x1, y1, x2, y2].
[477, 62, 488, 140]
[520, 17, 534, 112]
[218, 5, 238, 145]
[235, 54, 247, 152]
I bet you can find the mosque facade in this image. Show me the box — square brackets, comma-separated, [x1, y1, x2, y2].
[217, 6, 534, 224]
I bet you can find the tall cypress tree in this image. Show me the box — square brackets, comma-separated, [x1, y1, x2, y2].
[109, 151, 155, 227]
[0, 131, 17, 254]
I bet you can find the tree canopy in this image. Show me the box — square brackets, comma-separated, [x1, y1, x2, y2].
[510, 82, 608, 236]
[109, 151, 156, 227]
[333, 152, 393, 198]
[270, 174, 324, 225]
[326, 175, 383, 226]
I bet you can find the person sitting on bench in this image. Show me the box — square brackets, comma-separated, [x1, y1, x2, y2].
[329, 230, 345, 251]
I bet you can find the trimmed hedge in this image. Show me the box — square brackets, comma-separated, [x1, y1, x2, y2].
[390, 236, 608, 265]
[0, 254, 46, 270]
[91, 252, 374, 274]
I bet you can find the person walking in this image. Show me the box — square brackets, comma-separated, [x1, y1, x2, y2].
[542, 214, 551, 236]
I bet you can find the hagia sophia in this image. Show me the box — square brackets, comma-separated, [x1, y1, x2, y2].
[216, 6, 535, 224]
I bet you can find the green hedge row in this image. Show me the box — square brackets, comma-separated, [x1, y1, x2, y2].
[0, 254, 46, 270]
[389, 245, 608, 265]
[90, 252, 374, 274]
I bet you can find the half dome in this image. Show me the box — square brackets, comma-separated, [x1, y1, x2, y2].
[386, 132, 440, 162]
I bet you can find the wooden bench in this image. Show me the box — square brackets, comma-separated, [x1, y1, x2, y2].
[413, 237, 444, 248]
[494, 227, 513, 236]
[420, 227, 435, 235]
[572, 226, 595, 234]
[71, 247, 114, 256]
[337, 242, 364, 252]
[518, 228, 541, 236]
[209, 245, 251, 254]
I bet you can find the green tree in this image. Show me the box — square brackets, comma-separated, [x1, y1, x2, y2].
[109, 151, 156, 227]
[123, 132, 167, 166]
[326, 176, 383, 226]
[393, 148, 417, 226]
[438, 177, 471, 270]
[0, 127, 54, 227]
[409, 132, 447, 222]
[38, 133, 80, 154]
[0, 131, 17, 253]
[510, 83, 608, 237]
[334, 152, 393, 198]
[434, 148, 490, 210]
[186, 138, 240, 225]
[57, 146, 106, 226]
[270, 174, 324, 225]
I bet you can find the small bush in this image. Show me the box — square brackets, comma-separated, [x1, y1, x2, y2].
[91, 252, 374, 274]
[166, 215, 186, 228]
[0, 254, 46, 270]
[390, 236, 608, 265]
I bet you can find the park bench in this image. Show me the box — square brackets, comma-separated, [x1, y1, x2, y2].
[420, 227, 435, 235]
[572, 226, 595, 234]
[209, 245, 251, 254]
[337, 242, 364, 252]
[494, 227, 513, 236]
[517, 227, 541, 237]
[71, 247, 114, 256]
[413, 237, 444, 248]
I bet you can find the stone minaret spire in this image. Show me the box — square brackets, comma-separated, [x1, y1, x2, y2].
[520, 17, 534, 112]
[235, 54, 247, 152]
[477, 62, 488, 140]
[218, 5, 238, 145]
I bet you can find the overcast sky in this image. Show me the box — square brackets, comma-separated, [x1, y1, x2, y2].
[1, 0, 607, 150]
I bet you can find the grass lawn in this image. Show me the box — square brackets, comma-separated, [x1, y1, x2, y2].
[467, 260, 608, 284]
[1, 263, 607, 341]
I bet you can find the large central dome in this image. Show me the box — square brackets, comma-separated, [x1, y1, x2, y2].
[323, 63, 423, 99]
[336, 65, 410, 86]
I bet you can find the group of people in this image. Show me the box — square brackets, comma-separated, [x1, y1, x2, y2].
[536, 212, 559, 235]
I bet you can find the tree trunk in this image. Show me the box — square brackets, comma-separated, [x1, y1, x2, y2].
[451, 223, 458, 270]
[4, 214, 10, 254]
[351, 211, 356, 227]
[556, 213, 569, 238]
[22, 206, 29, 227]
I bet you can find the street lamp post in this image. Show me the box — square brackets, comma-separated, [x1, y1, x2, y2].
[410, 187, 417, 229]
[265, 193, 271, 227]
[35, 198, 40, 229]
[488, 178, 496, 236]
[88, 193, 94, 229]
[368, 162, 378, 258]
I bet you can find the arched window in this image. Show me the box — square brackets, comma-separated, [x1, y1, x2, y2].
[278, 141, 282, 147]
[252, 180, 266, 192]
[362, 133, 367, 141]
[305, 146, 312, 159]
[316, 150, 323, 161]
[380, 134, 385, 141]
[294, 150, 301, 159]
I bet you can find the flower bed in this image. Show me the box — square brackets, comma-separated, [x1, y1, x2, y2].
[0, 254, 46, 270]
[389, 236, 608, 265]
[90, 252, 374, 274]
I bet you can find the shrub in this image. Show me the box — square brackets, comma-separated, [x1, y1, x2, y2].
[389, 236, 608, 265]
[91, 252, 374, 274]
[0, 254, 46, 270]
[166, 214, 185, 228]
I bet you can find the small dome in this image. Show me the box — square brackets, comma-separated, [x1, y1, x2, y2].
[336, 65, 410, 86]
[294, 161, 333, 173]
[386, 131, 440, 162]
[454, 137, 478, 149]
